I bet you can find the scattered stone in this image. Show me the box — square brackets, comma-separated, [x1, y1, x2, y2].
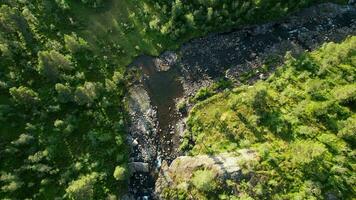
[132, 138, 138, 146]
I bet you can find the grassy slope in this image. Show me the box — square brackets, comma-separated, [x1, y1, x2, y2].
[179, 37, 356, 199]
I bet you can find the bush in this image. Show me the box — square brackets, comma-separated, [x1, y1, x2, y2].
[65, 172, 99, 200]
[113, 166, 126, 181]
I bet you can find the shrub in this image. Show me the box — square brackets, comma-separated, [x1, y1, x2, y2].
[113, 166, 126, 181]
[65, 172, 99, 200]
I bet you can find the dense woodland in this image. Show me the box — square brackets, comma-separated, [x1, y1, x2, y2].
[177, 37, 356, 199]
[0, 0, 352, 199]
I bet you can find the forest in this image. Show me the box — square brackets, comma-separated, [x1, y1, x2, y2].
[0, 0, 354, 199]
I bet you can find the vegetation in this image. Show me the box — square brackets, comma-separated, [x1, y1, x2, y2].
[191, 169, 218, 192]
[0, 0, 350, 199]
[179, 37, 356, 199]
[0, 1, 127, 199]
[113, 166, 127, 181]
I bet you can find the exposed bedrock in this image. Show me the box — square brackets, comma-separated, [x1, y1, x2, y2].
[155, 149, 259, 199]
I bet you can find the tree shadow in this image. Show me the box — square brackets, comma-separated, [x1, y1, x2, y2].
[252, 89, 293, 141]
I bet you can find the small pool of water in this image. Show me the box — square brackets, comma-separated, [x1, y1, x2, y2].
[131, 55, 184, 161]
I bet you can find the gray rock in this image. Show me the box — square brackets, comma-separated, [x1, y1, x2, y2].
[153, 51, 178, 71]
[155, 149, 258, 197]
[132, 138, 138, 146]
[121, 194, 135, 200]
[128, 162, 150, 174]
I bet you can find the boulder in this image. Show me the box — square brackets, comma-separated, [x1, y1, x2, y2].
[128, 162, 150, 174]
[155, 149, 258, 197]
[153, 51, 178, 71]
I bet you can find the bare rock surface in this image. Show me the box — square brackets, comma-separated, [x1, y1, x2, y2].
[129, 162, 150, 174]
[155, 149, 258, 198]
[153, 51, 178, 71]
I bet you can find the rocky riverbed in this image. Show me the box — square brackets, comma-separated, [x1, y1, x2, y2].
[125, 3, 356, 199]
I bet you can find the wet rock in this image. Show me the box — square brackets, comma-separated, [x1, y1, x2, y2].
[129, 162, 150, 174]
[132, 138, 138, 146]
[127, 84, 158, 198]
[121, 194, 135, 200]
[259, 74, 264, 79]
[154, 51, 178, 71]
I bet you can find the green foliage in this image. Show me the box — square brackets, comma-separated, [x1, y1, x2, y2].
[113, 166, 126, 181]
[182, 37, 356, 199]
[37, 50, 73, 81]
[176, 99, 187, 113]
[9, 86, 39, 106]
[65, 172, 100, 200]
[64, 33, 89, 54]
[0, 173, 23, 193]
[0, 1, 128, 199]
[191, 169, 217, 192]
[55, 83, 72, 103]
[79, 0, 107, 8]
[193, 87, 214, 102]
[337, 115, 356, 143]
[74, 82, 101, 106]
